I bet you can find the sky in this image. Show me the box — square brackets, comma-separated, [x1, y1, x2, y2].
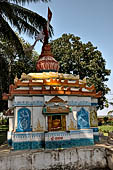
[22, 0, 113, 116]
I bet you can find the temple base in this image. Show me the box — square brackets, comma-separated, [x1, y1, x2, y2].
[9, 129, 97, 150]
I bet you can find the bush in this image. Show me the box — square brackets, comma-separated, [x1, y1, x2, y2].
[98, 125, 113, 133]
[0, 124, 8, 145]
[0, 118, 9, 125]
[107, 121, 113, 126]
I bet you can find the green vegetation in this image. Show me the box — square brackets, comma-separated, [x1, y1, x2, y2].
[0, 0, 52, 112]
[98, 125, 113, 134]
[0, 0, 52, 55]
[0, 118, 9, 125]
[98, 116, 113, 126]
[0, 35, 39, 112]
[0, 125, 8, 145]
[51, 34, 111, 109]
[0, 125, 8, 131]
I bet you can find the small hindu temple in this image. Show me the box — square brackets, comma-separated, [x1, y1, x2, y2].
[3, 9, 101, 151]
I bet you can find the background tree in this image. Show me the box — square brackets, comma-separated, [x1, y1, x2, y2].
[0, 54, 9, 112]
[0, 0, 52, 55]
[50, 34, 111, 109]
[10, 35, 38, 82]
[103, 116, 108, 125]
[0, 35, 38, 112]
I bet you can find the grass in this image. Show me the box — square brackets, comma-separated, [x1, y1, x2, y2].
[98, 125, 113, 137]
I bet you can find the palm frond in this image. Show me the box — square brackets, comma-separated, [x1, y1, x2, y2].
[0, 0, 53, 55]
[12, 4, 46, 29]
[11, 3, 53, 36]
[1, 2, 53, 37]
[0, 14, 24, 56]
[12, 15, 39, 36]
[0, 2, 39, 36]
[8, 0, 50, 5]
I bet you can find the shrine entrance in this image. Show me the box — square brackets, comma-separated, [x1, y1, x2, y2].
[43, 96, 70, 132]
[48, 115, 66, 131]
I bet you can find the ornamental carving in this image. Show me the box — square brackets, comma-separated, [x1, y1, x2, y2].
[17, 108, 32, 132]
[46, 106, 69, 114]
[20, 73, 32, 80]
[37, 119, 44, 131]
[46, 96, 66, 104]
[68, 119, 76, 130]
[77, 108, 90, 129]
[90, 110, 98, 127]
[33, 119, 44, 132]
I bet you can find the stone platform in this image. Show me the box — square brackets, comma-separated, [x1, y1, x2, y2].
[0, 140, 113, 170]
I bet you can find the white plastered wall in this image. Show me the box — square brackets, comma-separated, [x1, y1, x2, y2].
[68, 96, 91, 104]
[9, 116, 14, 132]
[67, 96, 91, 130]
[32, 107, 45, 131]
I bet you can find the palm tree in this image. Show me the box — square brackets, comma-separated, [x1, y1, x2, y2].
[0, 0, 52, 55]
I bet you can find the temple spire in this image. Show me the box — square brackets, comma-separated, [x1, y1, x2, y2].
[43, 7, 52, 45]
[36, 8, 59, 72]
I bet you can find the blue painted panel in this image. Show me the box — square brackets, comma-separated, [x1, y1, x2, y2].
[45, 140, 72, 149]
[68, 101, 91, 106]
[77, 108, 90, 129]
[91, 127, 99, 132]
[93, 135, 99, 142]
[71, 138, 94, 146]
[12, 141, 31, 150]
[12, 138, 94, 150]
[45, 138, 94, 149]
[8, 139, 12, 146]
[13, 101, 44, 107]
[16, 108, 32, 132]
[91, 103, 98, 106]
[12, 141, 44, 150]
